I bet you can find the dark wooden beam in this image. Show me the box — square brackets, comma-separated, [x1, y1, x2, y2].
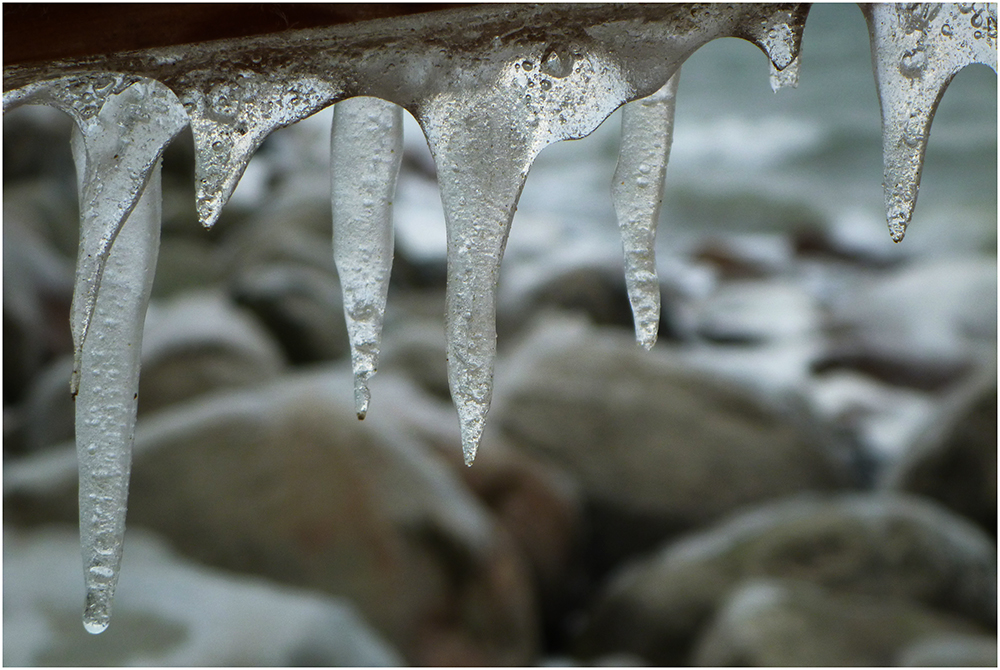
[3, 3, 473, 66]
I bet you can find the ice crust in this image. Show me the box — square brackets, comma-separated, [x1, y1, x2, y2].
[1, 2, 994, 633]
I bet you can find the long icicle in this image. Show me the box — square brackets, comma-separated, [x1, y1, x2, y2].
[331, 97, 404, 419]
[71, 131, 163, 635]
[612, 70, 681, 350]
[864, 3, 997, 242]
[421, 98, 539, 466]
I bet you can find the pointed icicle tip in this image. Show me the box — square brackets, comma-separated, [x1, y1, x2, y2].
[354, 377, 371, 420]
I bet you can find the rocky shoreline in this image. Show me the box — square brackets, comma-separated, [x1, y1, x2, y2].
[5, 96, 996, 665]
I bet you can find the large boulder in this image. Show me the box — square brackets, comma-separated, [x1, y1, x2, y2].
[5, 366, 538, 666]
[896, 633, 998, 667]
[824, 256, 997, 381]
[577, 493, 997, 665]
[229, 263, 349, 365]
[138, 291, 287, 415]
[693, 578, 988, 666]
[4, 524, 403, 666]
[492, 317, 858, 570]
[883, 372, 997, 537]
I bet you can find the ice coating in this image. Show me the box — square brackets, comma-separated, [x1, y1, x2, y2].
[3, 4, 810, 234]
[71, 123, 163, 634]
[612, 71, 681, 350]
[864, 3, 997, 242]
[331, 97, 404, 419]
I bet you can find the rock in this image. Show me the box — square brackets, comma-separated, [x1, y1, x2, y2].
[343, 371, 584, 641]
[3, 208, 74, 405]
[493, 317, 858, 572]
[5, 366, 538, 666]
[138, 291, 286, 415]
[230, 263, 349, 364]
[20, 355, 75, 453]
[578, 493, 997, 665]
[692, 233, 793, 279]
[498, 262, 685, 342]
[3, 105, 75, 181]
[3, 524, 403, 666]
[825, 256, 997, 377]
[690, 277, 818, 344]
[693, 578, 988, 666]
[149, 235, 225, 299]
[884, 373, 997, 537]
[897, 633, 998, 666]
[379, 316, 451, 400]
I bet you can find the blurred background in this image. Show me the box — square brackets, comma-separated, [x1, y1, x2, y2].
[4, 4, 997, 666]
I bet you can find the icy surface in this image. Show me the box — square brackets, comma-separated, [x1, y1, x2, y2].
[70, 128, 162, 634]
[612, 72, 681, 349]
[331, 97, 403, 418]
[864, 3, 997, 242]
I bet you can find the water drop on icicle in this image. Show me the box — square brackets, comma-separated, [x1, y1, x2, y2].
[612, 70, 680, 350]
[71, 125, 163, 635]
[331, 97, 403, 419]
[864, 3, 997, 242]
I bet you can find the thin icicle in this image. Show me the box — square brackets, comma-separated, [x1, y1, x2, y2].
[864, 3, 997, 242]
[612, 70, 681, 350]
[331, 97, 403, 419]
[71, 128, 163, 635]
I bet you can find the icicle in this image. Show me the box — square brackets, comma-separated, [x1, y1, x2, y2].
[864, 3, 997, 242]
[3, 78, 186, 393]
[612, 70, 681, 350]
[184, 76, 339, 228]
[331, 97, 403, 419]
[70, 129, 163, 635]
[770, 54, 801, 92]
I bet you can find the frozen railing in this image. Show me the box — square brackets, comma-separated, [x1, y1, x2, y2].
[2, 2, 996, 635]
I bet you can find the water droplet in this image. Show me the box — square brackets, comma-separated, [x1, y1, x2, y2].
[942, 22, 954, 36]
[540, 79, 552, 91]
[83, 618, 109, 635]
[522, 60, 534, 71]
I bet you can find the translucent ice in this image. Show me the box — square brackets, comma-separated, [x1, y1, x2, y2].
[331, 97, 403, 418]
[185, 75, 339, 228]
[71, 133, 163, 635]
[4, 78, 186, 393]
[864, 3, 997, 241]
[612, 71, 681, 350]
